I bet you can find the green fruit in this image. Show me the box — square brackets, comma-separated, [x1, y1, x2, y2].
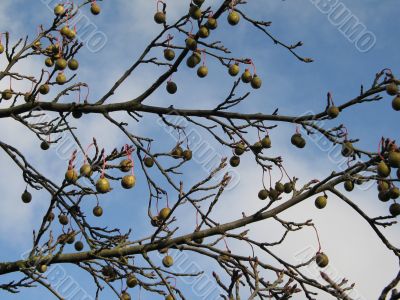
[261, 136, 271, 148]
[162, 255, 174, 267]
[127, 275, 138, 288]
[68, 59, 79, 71]
[90, 3, 101, 15]
[159, 207, 171, 220]
[37, 264, 48, 273]
[344, 180, 354, 192]
[56, 58, 67, 70]
[327, 106, 340, 118]
[251, 75, 262, 89]
[74, 241, 84, 251]
[93, 205, 103, 217]
[96, 178, 110, 193]
[392, 96, 400, 111]
[54, 4, 65, 16]
[341, 141, 354, 157]
[291, 133, 306, 148]
[154, 12, 166, 24]
[241, 69, 252, 83]
[189, 6, 202, 20]
[389, 203, 400, 217]
[56, 72, 67, 85]
[45, 57, 54, 67]
[183, 149, 192, 160]
[389, 187, 400, 199]
[40, 141, 50, 150]
[284, 182, 293, 194]
[378, 180, 390, 191]
[377, 161, 391, 178]
[58, 214, 69, 225]
[164, 49, 175, 61]
[197, 66, 208, 78]
[21, 190, 32, 203]
[60, 26, 71, 36]
[121, 175, 136, 189]
[185, 37, 197, 50]
[315, 196, 327, 209]
[316, 252, 329, 268]
[275, 182, 284, 193]
[228, 64, 240, 76]
[227, 11, 240, 25]
[251, 141, 263, 154]
[229, 155, 240, 167]
[2, 89, 13, 100]
[65, 168, 78, 183]
[269, 189, 279, 200]
[258, 189, 269, 200]
[66, 29, 76, 40]
[80, 164, 92, 177]
[234, 142, 245, 155]
[378, 191, 390, 202]
[144, 157, 154, 167]
[120, 292, 131, 300]
[166, 81, 177, 94]
[386, 83, 399, 96]
[39, 84, 50, 95]
[198, 26, 209, 38]
[186, 53, 201, 68]
[206, 17, 218, 30]
[388, 151, 400, 168]
[0, 44, 4, 54]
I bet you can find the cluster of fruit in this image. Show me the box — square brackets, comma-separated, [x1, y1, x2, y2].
[258, 181, 294, 201]
[229, 136, 271, 167]
[387, 82, 400, 111]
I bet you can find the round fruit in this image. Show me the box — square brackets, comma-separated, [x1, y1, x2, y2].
[93, 205, 103, 217]
[291, 133, 306, 148]
[74, 241, 84, 251]
[389, 203, 400, 217]
[171, 146, 183, 158]
[186, 54, 200, 68]
[60, 26, 71, 36]
[54, 4, 65, 15]
[37, 264, 48, 273]
[344, 180, 354, 192]
[227, 11, 240, 25]
[197, 66, 208, 78]
[45, 57, 54, 67]
[65, 168, 78, 183]
[234, 143, 245, 155]
[258, 189, 269, 200]
[183, 149, 192, 160]
[102, 266, 115, 277]
[388, 151, 400, 168]
[229, 155, 240, 167]
[386, 83, 399, 96]
[189, 6, 202, 20]
[2, 89, 13, 100]
[40, 141, 50, 150]
[144, 157, 154, 167]
[341, 141, 354, 157]
[275, 182, 284, 193]
[269, 189, 279, 200]
[66, 234, 75, 244]
[24, 92, 33, 102]
[251, 141, 263, 154]
[126, 275, 138, 288]
[378, 191, 390, 202]
[261, 136, 271, 148]
[58, 214, 69, 225]
[284, 182, 293, 194]
[241, 69, 252, 83]
[56, 58, 67, 70]
[120, 159, 133, 172]
[96, 177, 110, 193]
[165, 295, 174, 300]
[90, 3, 101, 15]
[392, 96, 400, 111]
[316, 252, 329, 268]
[206, 17, 218, 30]
[198, 26, 209, 38]
[21, 190, 32, 203]
[164, 49, 175, 61]
[162, 255, 174, 267]
[378, 180, 390, 191]
[0, 44, 4, 54]
[68, 59, 79, 71]
[121, 175, 136, 189]
[315, 195, 327, 209]
[32, 41, 41, 50]
[251, 75, 262, 89]
[154, 12, 166, 24]
[228, 64, 240, 76]
[159, 207, 171, 220]
[47, 212, 55, 222]
[327, 106, 340, 118]
[72, 111, 83, 119]
[80, 164, 92, 177]
[377, 161, 391, 178]
[66, 29, 76, 40]
[166, 81, 177, 94]
[39, 84, 50, 95]
[389, 187, 400, 199]
[56, 72, 67, 85]
[120, 292, 131, 300]
[185, 37, 197, 50]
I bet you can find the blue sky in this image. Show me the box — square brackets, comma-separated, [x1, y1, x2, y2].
[0, 0, 399, 299]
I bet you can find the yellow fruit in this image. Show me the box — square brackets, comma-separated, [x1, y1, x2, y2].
[377, 161, 391, 178]
[315, 196, 327, 209]
[2, 89, 13, 100]
[91, 3, 101, 15]
[154, 12, 166, 24]
[241, 69, 252, 83]
[96, 177, 110, 193]
[39, 84, 50, 95]
[54, 4, 65, 16]
[119, 159, 133, 172]
[227, 11, 240, 25]
[56, 72, 67, 85]
[316, 253, 329, 268]
[126, 275, 138, 288]
[121, 175, 136, 189]
[327, 106, 340, 118]
[159, 207, 171, 220]
[80, 164, 92, 177]
[162, 255, 174, 267]
[0, 44, 4, 54]
[65, 168, 78, 183]
[197, 65, 208, 78]
[251, 75, 262, 89]
[386, 83, 399, 96]
[228, 64, 240, 76]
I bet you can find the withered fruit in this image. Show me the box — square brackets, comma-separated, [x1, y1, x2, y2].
[241, 69, 252, 83]
[227, 10, 240, 25]
[96, 177, 110, 193]
[93, 205, 103, 217]
[127, 275, 138, 288]
[291, 133, 306, 148]
[261, 135, 271, 148]
[316, 252, 329, 268]
[68, 59, 79, 71]
[275, 182, 284, 193]
[166, 81, 177, 94]
[284, 182, 293, 194]
[102, 265, 115, 277]
[251, 74, 262, 89]
[159, 207, 171, 220]
[121, 175, 136, 189]
[269, 189, 279, 200]
[234, 142, 245, 156]
[56, 72, 67, 85]
[206, 17, 218, 30]
[40, 141, 50, 150]
[341, 141, 354, 157]
[164, 49, 175, 61]
[183, 149, 193, 160]
[66, 234, 75, 244]
[72, 111, 82, 119]
[162, 255, 174, 267]
[74, 241, 84, 251]
[192, 230, 204, 244]
[198, 26, 210, 38]
[251, 141, 263, 154]
[2, 89, 13, 100]
[45, 57, 54, 67]
[56, 58, 67, 70]
[58, 214, 69, 225]
[189, 5, 202, 20]
[327, 106, 340, 118]
[197, 65, 208, 78]
[185, 37, 197, 50]
[229, 155, 240, 167]
[39, 84, 50, 95]
[21, 190, 32, 204]
[258, 189, 269, 200]
[344, 180, 354, 192]
[80, 164, 92, 177]
[389, 203, 400, 217]
[377, 161, 391, 178]
[154, 11, 166, 24]
[54, 4, 65, 16]
[228, 63, 240, 77]
[315, 195, 327, 209]
[144, 157, 154, 167]
[120, 159, 133, 172]
[388, 151, 400, 168]
[65, 168, 78, 183]
[392, 96, 400, 111]
[47, 212, 55, 222]
[386, 83, 399, 96]
[90, 2, 101, 15]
